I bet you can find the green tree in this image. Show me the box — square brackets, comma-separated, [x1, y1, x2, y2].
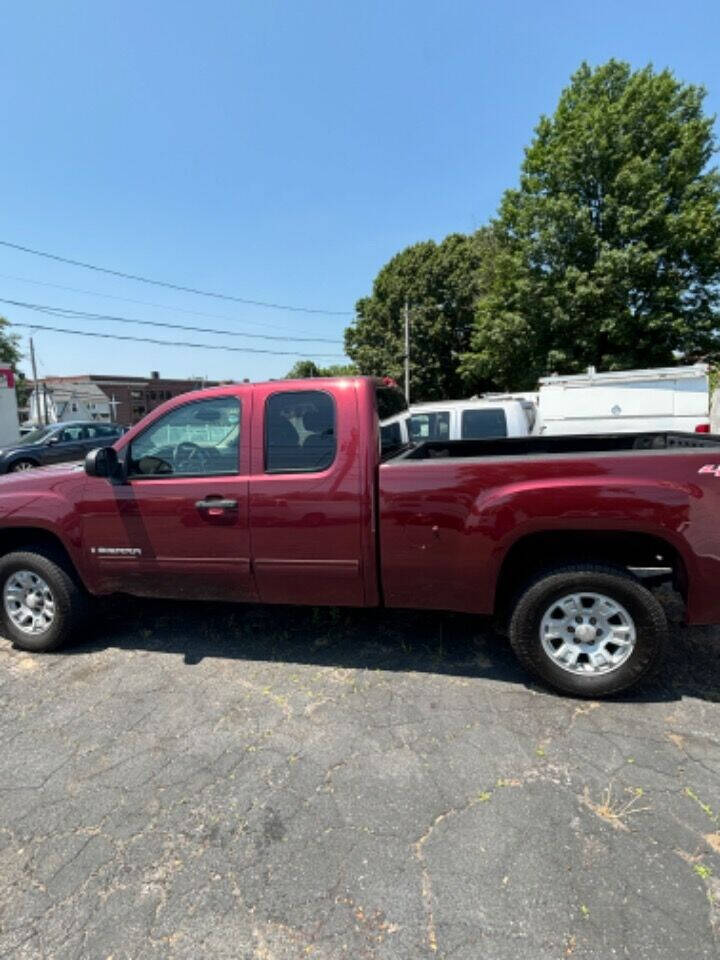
[346, 231, 489, 401]
[461, 61, 720, 391]
[0, 316, 25, 405]
[285, 360, 358, 378]
[14, 371, 31, 411]
[0, 317, 21, 368]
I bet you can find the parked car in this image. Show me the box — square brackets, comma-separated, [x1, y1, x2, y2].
[0, 421, 125, 473]
[408, 398, 536, 441]
[0, 376, 719, 698]
[536, 364, 710, 435]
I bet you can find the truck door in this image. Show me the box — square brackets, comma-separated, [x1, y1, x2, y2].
[248, 384, 367, 606]
[80, 393, 256, 601]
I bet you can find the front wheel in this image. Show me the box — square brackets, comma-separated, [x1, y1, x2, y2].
[0, 548, 88, 652]
[509, 564, 668, 697]
[10, 459, 37, 472]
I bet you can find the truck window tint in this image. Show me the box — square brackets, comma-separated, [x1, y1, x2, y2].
[461, 408, 507, 439]
[410, 411, 450, 441]
[375, 385, 407, 420]
[128, 396, 240, 477]
[379, 420, 406, 458]
[265, 390, 336, 473]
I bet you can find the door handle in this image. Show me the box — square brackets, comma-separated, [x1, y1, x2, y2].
[195, 498, 238, 510]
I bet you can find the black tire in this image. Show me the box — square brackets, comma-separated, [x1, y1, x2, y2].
[509, 564, 668, 697]
[9, 459, 38, 472]
[0, 547, 89, 652]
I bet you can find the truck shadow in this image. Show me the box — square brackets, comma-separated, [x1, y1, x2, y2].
[62, 596, 720, 704]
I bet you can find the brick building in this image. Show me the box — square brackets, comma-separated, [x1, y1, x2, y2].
[32, 372, 222, 427]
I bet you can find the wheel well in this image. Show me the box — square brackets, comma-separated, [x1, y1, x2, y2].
[495, 531, 687, 615]
[0, 528, 77, 575]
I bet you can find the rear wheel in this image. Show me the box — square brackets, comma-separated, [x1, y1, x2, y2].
[509, 564, 667, 697]
[0, 548, 88, 652]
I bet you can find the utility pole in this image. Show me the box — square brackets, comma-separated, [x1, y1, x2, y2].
[403, 299, 410, 403]
[29, 336, 40, 425]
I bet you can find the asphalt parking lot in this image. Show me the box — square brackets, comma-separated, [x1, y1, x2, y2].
[1, 596, 719, 959]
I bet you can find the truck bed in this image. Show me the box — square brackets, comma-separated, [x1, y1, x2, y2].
[396, 431, 720, 461]
[378, 433, 720, 624]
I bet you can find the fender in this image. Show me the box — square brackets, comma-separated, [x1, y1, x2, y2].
[479, 472, 696, 564]
[475, 473, 713, 622]
[0, 466, 93, 591]
[379, 456, 717, 621]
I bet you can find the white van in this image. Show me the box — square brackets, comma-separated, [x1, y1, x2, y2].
[537, 364, 710, 435]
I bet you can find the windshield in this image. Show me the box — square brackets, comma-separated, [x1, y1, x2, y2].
[18, 426, 56, 445]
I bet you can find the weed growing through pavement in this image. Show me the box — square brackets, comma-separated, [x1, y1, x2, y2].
[582, 784, 651, 831]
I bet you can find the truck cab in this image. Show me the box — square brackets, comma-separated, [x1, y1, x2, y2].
[408, 398, 535, 442]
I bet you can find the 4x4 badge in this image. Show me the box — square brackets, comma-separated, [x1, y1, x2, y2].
[698, 465, 720, 477]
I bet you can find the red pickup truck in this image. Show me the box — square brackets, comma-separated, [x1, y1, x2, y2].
[0, 375, 718, 696]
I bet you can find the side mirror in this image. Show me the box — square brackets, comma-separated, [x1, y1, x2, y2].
[85, 446, 123, 482]
[46, 435, 60, 446]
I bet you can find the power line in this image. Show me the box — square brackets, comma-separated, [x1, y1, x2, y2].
[7, 320, 347, 358]
[0, 297, 344, 344]
[0, 240, 353, 316]
[0, 272, 333, 334]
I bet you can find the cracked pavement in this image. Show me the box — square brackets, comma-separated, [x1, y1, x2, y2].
[0, 597, 719, 958]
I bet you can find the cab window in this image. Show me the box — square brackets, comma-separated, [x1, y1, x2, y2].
[380, 420, 402, 449]
[128, 397, 240, 477]
[265, 390, 336, 473]
[410, 411, 450, 441]
[461, 408, 507, 438]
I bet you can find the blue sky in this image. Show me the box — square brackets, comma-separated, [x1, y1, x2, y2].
[2, 0, 719, 383]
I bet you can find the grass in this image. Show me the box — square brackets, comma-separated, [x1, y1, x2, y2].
[684, 787, 717, 822]
[582, 784, 651, 831]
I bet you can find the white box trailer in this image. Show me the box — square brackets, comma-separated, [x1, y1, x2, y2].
[537, 364, 710, 435]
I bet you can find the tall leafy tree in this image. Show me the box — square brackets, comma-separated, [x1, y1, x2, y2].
[461, 61, 720, 390]
[0, 316, 25, 405]
[0, 317, 21, 369]
[346, 232, 489, 401]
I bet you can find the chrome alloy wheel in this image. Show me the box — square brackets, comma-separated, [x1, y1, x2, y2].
[540, 591, 636, 675]
[3, 570, 56, 635]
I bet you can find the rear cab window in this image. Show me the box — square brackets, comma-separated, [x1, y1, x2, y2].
[376, 382, 409, 459]
[265, 390, 336, 473]
[380, 420, 403, 449]
[461, 408, 508, 439]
